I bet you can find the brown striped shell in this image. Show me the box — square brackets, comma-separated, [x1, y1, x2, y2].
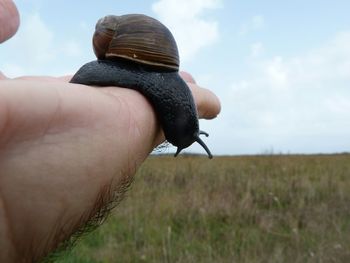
[92, 14, 179, 70]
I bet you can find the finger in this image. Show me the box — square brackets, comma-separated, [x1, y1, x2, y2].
[68, 74, 221, 119]
[10, 74, 221, 120]
[179, 72, 221, 119]
[188, 83, 221, 120]
[0, 0, 20, 43]
[179, 71, 196, 84]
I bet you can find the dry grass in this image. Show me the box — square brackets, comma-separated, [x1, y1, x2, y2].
[54, 154, 350, 262]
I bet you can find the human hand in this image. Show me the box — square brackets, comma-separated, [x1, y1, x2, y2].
[0, 73, 220, 261]
[0, 1, 221, 261]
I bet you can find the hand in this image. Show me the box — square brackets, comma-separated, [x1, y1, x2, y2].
[0, 73, 220, 261]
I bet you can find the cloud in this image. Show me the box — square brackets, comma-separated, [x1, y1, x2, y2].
[249, 42, 264, 57]
[152, 0, 221, 63]
[264, 56, 289, 88]
[1, 13, 87, 77]
[239, 15, 265, 36]
[251, 15, 265, 29]
[2, 13, 54, 76]
[222, 31, 350, 153]
[60, 40, 83, 57]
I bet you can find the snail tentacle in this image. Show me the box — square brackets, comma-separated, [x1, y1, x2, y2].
[174, 147, 183, 157]
[195, 136, 213, 159]
[199, 130, 209, 137]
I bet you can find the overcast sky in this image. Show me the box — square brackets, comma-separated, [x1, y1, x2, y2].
[1, 0, 349, 155]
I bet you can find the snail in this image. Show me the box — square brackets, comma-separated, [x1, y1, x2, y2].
[70, 14, 212, 158]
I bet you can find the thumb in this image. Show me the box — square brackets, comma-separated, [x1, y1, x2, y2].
[0, 0, 20, 43]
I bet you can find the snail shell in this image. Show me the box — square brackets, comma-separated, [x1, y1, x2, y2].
[93, 14, 179, 70]
[70, 14, 212, 158]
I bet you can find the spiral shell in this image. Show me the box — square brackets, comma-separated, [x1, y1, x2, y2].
[92, 14, 179, 70]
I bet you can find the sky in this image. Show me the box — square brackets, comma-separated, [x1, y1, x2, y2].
[1, 0, 350, 155]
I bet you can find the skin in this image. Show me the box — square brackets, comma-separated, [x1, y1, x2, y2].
[0, 0, 19, 44]
[0, 1, 221, 262]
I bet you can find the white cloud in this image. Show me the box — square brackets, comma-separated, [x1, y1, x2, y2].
[222, 31, 350, 153]
[1, 63, 25, 77]
[2, 13, 55, 76]
[251, 15, 265, 30]
[239, 15, 265, 35]
[250, 41, 264, 57]
[61, 40, 83, 57]
[21, 14, 55, 63]
[152, 0, 221, 63]
[265, 56, 289, 89]
[1, 13, 87, 77]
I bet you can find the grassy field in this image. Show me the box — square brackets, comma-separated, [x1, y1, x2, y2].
[53, 154, 350, 263]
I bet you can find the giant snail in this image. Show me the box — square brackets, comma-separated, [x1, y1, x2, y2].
[70, 14, 213, 158]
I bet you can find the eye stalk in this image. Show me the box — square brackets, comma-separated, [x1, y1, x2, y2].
[174, 130, 212, 159]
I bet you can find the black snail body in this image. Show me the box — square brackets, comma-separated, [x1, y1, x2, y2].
[70, 14, 212, 158]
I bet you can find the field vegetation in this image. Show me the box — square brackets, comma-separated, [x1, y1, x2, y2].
[54, 154, 350, 262]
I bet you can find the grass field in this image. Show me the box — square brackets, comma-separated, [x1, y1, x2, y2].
[53, 154, 350, 262]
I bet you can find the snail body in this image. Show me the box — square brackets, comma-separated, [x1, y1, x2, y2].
[70, 14, 212, 158]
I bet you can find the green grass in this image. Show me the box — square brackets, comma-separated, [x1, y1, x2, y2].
[54, 154, 350, 262]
